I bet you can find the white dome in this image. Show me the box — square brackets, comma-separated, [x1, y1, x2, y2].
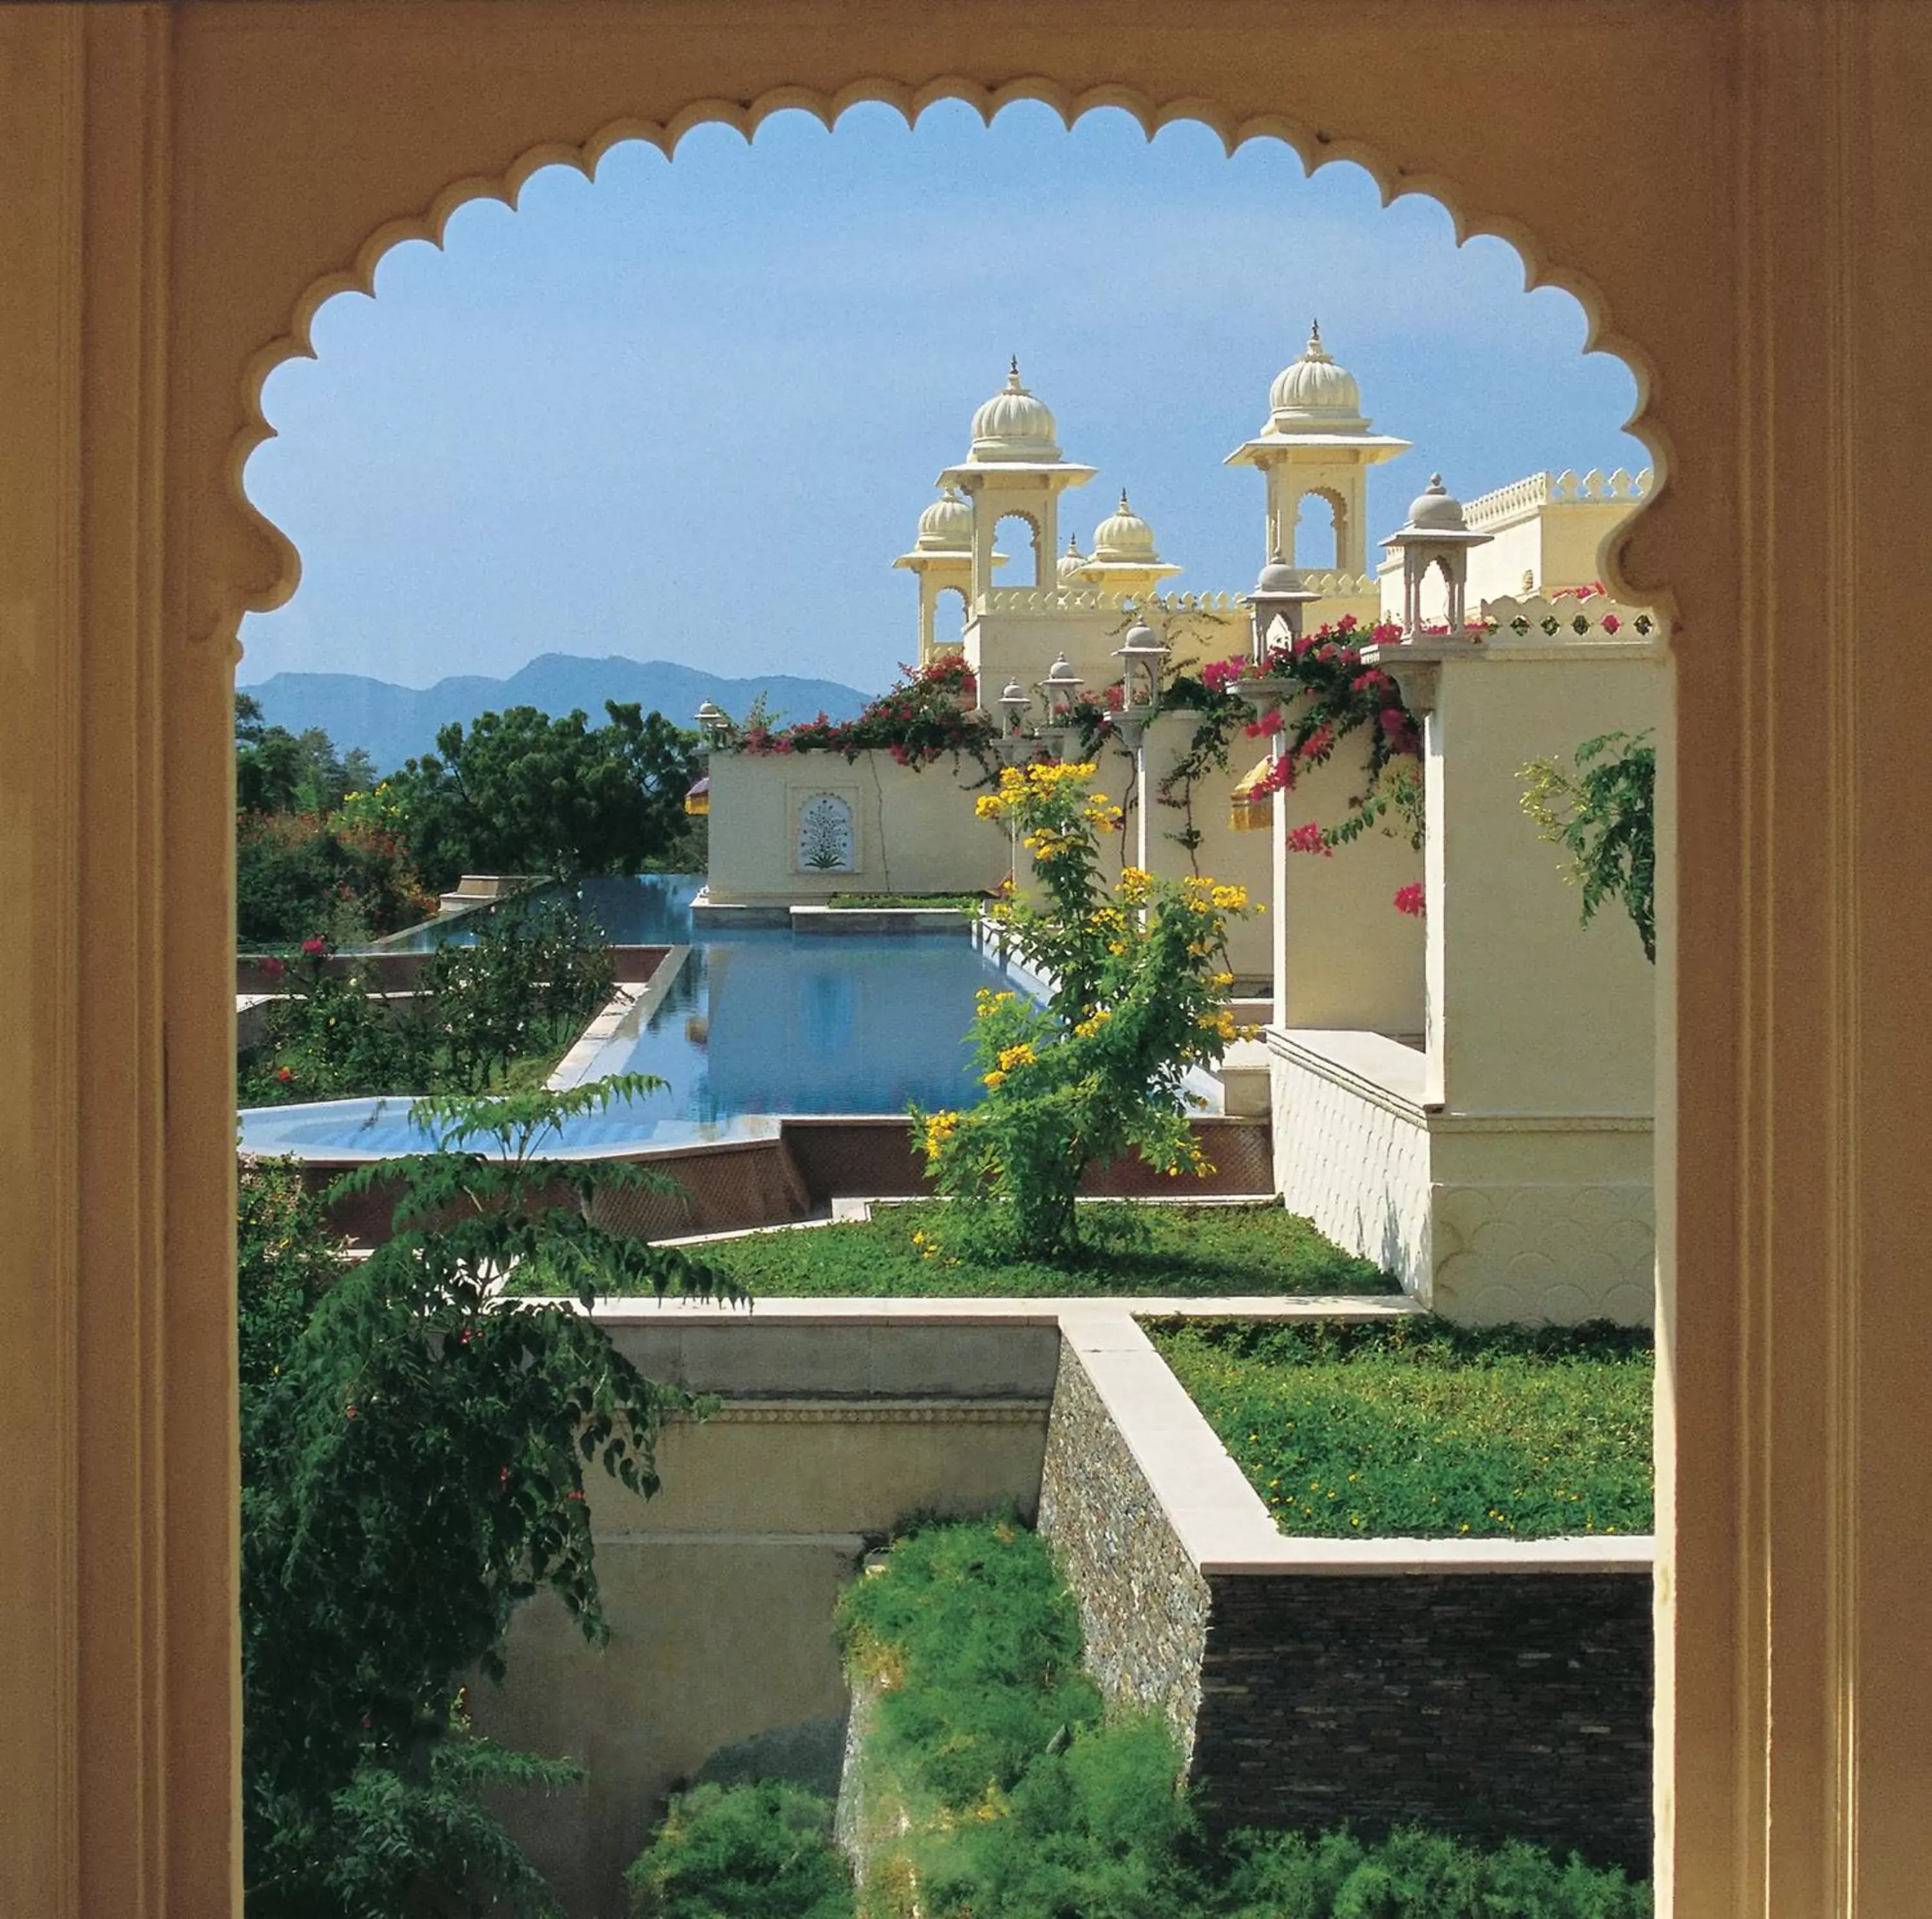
[916, 486, 972, 551]
[969, 359, 1061, 461]
[1253, 554, 1311, 596]
[1090, 490, 1159, 562]
[1405, 473, 1468, 531]
[1057, 534, 1090, 585]
[1268, 321, 1367, 433]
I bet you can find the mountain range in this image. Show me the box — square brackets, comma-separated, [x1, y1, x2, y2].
[240, 653, 874, 772]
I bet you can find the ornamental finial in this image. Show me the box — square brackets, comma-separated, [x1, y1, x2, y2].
[1007, 355, 1023, 389]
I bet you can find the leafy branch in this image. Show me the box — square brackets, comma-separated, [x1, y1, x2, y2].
[1519, 730, 1656, 963]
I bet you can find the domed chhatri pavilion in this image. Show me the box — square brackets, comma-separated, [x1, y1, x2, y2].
[703, 328, 1664, 1330]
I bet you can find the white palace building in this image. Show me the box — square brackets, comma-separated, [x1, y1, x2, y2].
[699, 331, 1663, 1328]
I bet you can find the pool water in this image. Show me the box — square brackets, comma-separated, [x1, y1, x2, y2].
[240, 875, 1040, 1158]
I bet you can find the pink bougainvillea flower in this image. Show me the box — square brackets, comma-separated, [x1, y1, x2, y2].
[1394, 883, 1426, 918]
[301, 936, 327, 956]
[260, 956, 285, 981]
[1286, 821, 1333, 857]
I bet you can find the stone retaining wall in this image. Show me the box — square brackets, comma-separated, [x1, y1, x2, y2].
[1037, 1337, 1210, 1754]
[1044, 1325, 1653, 1876]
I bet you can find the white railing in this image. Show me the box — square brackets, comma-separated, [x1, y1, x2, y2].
[1460, 466, 1654, 531]
[1476, 591, 1665, 643]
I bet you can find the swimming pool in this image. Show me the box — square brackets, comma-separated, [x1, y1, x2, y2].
[239, 875, 1055, 1158]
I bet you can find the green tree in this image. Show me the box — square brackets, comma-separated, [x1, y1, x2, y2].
[241, 1079, 743, 1916]
[236, 695, 368, 817]
[393, 701, 702, 891]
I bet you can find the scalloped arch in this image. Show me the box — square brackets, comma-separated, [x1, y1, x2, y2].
[227, 74, 1667, 639]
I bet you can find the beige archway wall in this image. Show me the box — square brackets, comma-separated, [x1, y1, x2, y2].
[3, 3, 1927, 1914]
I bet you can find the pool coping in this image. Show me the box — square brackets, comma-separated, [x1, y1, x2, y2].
[547, 949, 689, 1091]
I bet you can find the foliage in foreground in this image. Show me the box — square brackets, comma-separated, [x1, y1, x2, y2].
[240, 1082, 743, 1916]
[916, 761, 1255, 1261]
[641, 1515, 1649, 1916]
[549, 1202, 1392, 1301]
[1149, 1318, 1654, 1538]
[624, 1782, 855, 1919]
[1519, 729, 1657, 963]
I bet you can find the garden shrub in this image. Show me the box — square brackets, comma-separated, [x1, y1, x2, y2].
[1213, 1826, 1651, 1918]
[915, 762, 1253, 1261]
[836, 1515, 1101, 1811]
[1148, 1318, 1653, 1538]
[237, 806, 435, 947]
[239, 898, 616, 1104]
[624, 1782, 853, 1919]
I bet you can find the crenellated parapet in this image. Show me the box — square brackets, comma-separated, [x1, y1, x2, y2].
[1460, 467, 1654, 532]
[1295, 569, 1381, 601]
[978, 585, 1247, 616]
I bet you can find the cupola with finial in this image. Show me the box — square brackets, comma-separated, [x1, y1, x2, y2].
[1068, 488, 1183, 597]
[938, 357, 1096, 604]
[1381, 475, 1492, 633]
[1226, 321, 1410, 577]
[895, 482, 1008, 664]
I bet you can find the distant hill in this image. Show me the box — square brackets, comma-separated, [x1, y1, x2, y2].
[240, 654, 875, 772]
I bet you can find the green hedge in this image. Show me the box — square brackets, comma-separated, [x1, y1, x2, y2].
[820, 1515, 1652, 1917]
[1148, 1318, 1653, 1538]
[624, 1782, 853, 1919]
[623, 1203, 1394, 1300]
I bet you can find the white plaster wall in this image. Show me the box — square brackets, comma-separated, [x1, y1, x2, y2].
[1434, 649, 1660, 1118]
[1269, 1032, 1434, 1298]
[705, 751, 1008, 903]
[1276, 747, 1425, 1034]
[1270, 1031, 1655, 1324]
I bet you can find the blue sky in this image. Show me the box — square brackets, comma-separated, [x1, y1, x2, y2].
[238, 100, 1645, 696]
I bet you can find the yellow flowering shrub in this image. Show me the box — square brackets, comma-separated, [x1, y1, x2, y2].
[913, 765, 1255, 1260]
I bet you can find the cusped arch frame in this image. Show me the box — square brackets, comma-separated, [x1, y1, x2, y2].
[222, 74, 1675, 649]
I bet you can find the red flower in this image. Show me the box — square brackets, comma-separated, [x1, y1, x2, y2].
[1286, 821, 1333, 857]
[276, 1065, 294, 1083]
[301, 936, 327, 956]
[260, 956, 286, 982]
[1394, 883, 1426, 918]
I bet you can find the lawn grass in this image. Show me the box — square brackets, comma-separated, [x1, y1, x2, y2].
[630, 1202, 1396, 1299]
[1148, 1318, 1653, 1539]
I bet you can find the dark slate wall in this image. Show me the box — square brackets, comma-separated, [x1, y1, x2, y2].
[1192, 1570, 1653, 1875]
